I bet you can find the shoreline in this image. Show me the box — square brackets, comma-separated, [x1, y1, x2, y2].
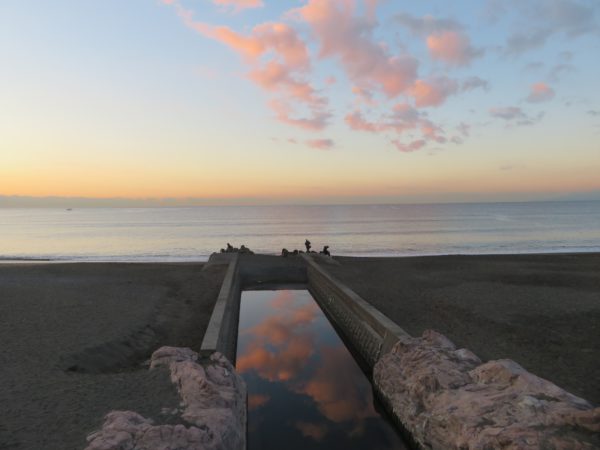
[2, 248, 600, 264]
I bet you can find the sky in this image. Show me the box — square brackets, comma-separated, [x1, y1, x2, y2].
[1, 0, 599, 205]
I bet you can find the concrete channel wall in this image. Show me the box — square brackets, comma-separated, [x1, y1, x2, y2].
[198, 253, 416, 447]
[200, 253, 307, 362]
[200, 253, 241, 362]
[302, 254, 410, 369]
[201, 252, 409, 371]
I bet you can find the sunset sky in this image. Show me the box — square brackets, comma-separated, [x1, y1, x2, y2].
[1, 0, 599, 205]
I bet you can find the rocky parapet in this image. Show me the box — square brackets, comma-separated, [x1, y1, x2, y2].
[86, 348, 246, 450]
[374, 330, 600, 450]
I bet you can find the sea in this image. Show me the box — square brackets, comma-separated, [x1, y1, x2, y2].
[1, 201, 599, 262]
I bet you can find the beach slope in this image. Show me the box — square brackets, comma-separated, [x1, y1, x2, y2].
[319, 253, 600, 405]
[0, 262, 225, 450]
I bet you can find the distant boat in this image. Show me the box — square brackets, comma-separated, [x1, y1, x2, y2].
[66, 208, 72, 211]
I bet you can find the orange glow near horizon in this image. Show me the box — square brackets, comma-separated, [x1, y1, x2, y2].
[2, 157, 600, 202]
[2, 1, 600, 205]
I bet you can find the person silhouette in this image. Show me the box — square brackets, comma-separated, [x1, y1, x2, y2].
[305, 239, 311, 252]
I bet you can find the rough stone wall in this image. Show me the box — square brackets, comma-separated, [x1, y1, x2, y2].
[86, 347, 246, 450]
[374, 330, 600, 450]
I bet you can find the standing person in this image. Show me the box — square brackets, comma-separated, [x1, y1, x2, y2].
[305, 239, 311, 252]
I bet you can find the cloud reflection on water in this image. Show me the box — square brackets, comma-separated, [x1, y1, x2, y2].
[248, 393, 270, 410]
[298, 346, 377, 424]
[236, 292, 319, 381]
[237, 290, 378, 434]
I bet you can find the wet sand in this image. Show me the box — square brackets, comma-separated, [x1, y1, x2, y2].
[318, 253, 600, 405]
[0, 262, 226, 450]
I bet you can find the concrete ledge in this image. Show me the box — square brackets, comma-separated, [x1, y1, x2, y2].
[238, 254, 307, 287]
[303, 254, 409, 369]
[200, 254, 241, 362]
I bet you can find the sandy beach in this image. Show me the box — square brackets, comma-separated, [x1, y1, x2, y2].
[318, 253, 600, 405]
[0, 262, 225, 450]
[1, 253, 599, 449]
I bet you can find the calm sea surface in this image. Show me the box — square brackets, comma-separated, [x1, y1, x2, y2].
[1, 202, 599, 262]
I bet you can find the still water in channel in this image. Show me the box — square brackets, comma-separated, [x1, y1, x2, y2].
[236, 290, 408, 450]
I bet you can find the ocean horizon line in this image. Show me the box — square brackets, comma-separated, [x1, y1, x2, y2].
[2, 196, 600, 209]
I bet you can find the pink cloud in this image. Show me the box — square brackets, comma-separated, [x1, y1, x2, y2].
[392, 139, 427, 153]
[395, 13, 459, 36]
[207, 26, 263, 58]
[351, 86, 375, 105]
[346, 101, 457, 153]
[461, 76, 490, 92]
[188, 22, 309, 69]
[253, 23, 310, 69]
[526, 82, 555, 103]
[421, 122, 447, 144]
[174, 7, 330, 130]
[270, 99, 331, 131]
[489, 106, 544, 126]
[346, 103, 422, 135]
[396, 13, 482, 66]
[162, 1, 471, 151]
[294, 0, 418, 98]
[345, 111, 380, 132]
[390, 102, 421, 122]
[410, 77, 458, 108]
[426, 30, 478, 66]
[457, 122, 470, 137]
[249, 62, 320, 105]
[306, 138, 335, 150]
[212, 0, 263, 11]
[489, 106, 526, 120]
[347, 103, 450, 152]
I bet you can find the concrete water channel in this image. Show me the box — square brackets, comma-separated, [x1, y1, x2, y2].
[237, 289, 408, 449]
[200, 253, 412, 449]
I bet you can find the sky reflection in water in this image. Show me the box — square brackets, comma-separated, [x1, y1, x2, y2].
[237, 290, 407, 450]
